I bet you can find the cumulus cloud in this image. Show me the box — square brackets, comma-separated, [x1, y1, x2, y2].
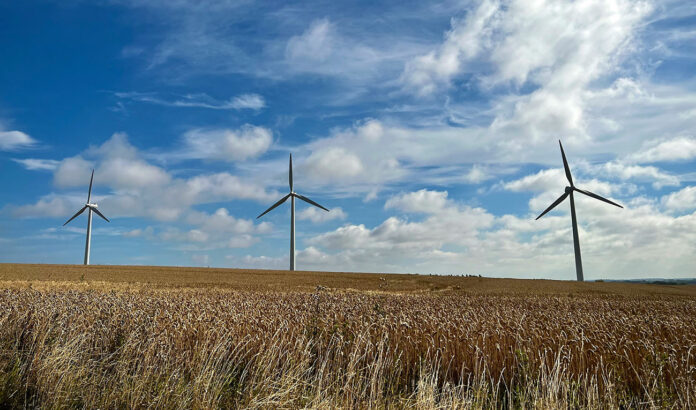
[310, 189, 494, 254]
[385, 189, 450, 214]
[187, 208, 271, 235]
[297, 206, 346, 223]
[661, 186, 696, 213]
[304, 147, 364, 181]
[54, 156, 95, 188]
[53, 134, 170, 190]
[629, 137, 696, 163]
[296, 187, 695, 279]
[183, 125, 273, 161]
[11, 133, 277, 228]
[10, 195, 79, 219]
[597, 161, 679, 189]
[503, 169, 566, 192]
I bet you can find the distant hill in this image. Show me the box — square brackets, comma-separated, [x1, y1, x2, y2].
[597, 278, 696, 285]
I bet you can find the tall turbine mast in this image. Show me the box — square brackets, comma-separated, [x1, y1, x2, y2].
[63, 169, 110, 265]
[257, 154, 329, 271]
[535, 141, 623, 281]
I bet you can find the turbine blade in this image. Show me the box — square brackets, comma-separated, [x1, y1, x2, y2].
[91, 207, 110, 222]
[257, 193, 291, 219]
[289, 153, 293, 192]
[559, 140, 574, 187]
[294, 193, 329, 212]
[63, 206, 87, 226]
[535, 192, 569, 220]
[87, 169, 94, 203]
[574, 188, 623, 209]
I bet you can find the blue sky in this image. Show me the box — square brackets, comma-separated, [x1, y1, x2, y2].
[1, 0, 695, 279]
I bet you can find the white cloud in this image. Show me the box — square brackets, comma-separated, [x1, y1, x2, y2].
[629, 137, 696, 163]
[661, 186, 696, 213]
[115, 92, 266, 110]
[54, 156, 94, 188]
[122, 226, 154, 238]
[12, 133, 277, 226]
[598, 161, 679, 189]
[385, 189, 450, 214]
[228, 93, 266, 110]
[299, 187, 695, 279]
[400, 0, 499, 96]
[310, 189, 494, 254]
[53, 134, 170, 190]
[12, 158, 60, 171]
[286, 18, 335, 62]
[297, 206, 346, 223]
[180, 173, 277, 203]
[186, 208, 271, 235]
[101, 157, 171, 188]
[227, 235, 259, 248]
[503, 168, 566, 192]
[10, 195, 80, 219]
[0, 130, 36, 151]
[463, 165, 490, 184]
[183, 125, 273, 161]
[400, 0, 652, 150]
[303, 147, 364, 181]
[281, 17, 419, 85]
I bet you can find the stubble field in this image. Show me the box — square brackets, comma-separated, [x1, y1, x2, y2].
[0, 263, 694, 408]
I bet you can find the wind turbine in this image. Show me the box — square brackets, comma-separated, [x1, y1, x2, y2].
[535, 140, 623, 281]
[63, 169, 110, 265]
[257, 154, 329, 271]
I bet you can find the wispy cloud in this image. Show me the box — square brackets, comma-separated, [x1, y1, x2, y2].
[0, 129, 37, 151]
[114, 92, 266, 110]
[12, 158, 60, 171]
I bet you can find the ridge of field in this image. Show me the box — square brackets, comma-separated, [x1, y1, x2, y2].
[1, 263, 695, 297]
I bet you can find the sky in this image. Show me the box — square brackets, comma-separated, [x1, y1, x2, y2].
[0, 0, 695, 279]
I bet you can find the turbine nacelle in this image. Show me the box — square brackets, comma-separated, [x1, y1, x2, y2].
[565, 186, 572, 194]
[86, 203, 99, 208]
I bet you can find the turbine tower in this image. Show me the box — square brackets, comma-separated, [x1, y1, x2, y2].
[536, 140, 623, 281]
[257, 154, 329, 271]
[63, 169, 110, 265]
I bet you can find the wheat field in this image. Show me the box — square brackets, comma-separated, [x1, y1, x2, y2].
[0, 264, 694, 408]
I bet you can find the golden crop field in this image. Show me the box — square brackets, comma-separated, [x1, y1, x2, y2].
[0, 264, 695, 408]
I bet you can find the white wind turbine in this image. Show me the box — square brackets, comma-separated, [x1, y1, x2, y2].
[535, 140, 623, 281]
[257, 154, 329, 271]
[63, 169, 110, 265]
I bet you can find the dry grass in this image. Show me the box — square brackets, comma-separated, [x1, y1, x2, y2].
[0, 264, 694, 408]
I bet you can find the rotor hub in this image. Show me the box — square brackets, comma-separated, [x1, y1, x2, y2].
[564, 186, 572, 194]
